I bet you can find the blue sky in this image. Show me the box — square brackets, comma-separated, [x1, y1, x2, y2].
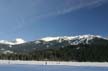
[0, 0, 108, 41]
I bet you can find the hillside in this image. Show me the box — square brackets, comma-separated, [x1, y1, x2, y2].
[0, 35, 108, 61]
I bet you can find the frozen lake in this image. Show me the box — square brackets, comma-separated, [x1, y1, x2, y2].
[0, 65, 108, 71]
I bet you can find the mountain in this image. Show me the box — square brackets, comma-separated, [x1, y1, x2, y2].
[0, 35, 108, 61]
[39, 35, 107, 45]
[0, 38, 26, 45]
[0, 35, 108, 53]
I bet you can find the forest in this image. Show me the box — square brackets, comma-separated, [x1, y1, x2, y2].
[0, 44, 108, 62]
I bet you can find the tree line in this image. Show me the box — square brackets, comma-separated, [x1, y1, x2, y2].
[0, 44, 108, 62]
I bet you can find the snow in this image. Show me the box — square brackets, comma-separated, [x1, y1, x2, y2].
[15, 38, 26, 44]
[41, 37, 60, 42]
[35, 40, 41, 44]
[0, 40, 14, 45]
[0, 60, 108, 67]
[40, 35, 104, 42]
[0, 38, 26, 45]
[3, 50, 13, 54]
[39, 35, 108, 45]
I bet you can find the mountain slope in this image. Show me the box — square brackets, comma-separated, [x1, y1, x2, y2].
[0, 35, 107, 53]
[0, 38, 26, 45]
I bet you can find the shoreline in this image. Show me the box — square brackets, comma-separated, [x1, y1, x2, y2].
[0, 60, 108, 67]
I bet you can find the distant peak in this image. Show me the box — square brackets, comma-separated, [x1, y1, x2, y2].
[0, 38, 26, 45]
[15, 38, 26, 44]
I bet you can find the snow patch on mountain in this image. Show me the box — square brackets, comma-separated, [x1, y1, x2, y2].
[35, 40, 42, 44]
[40, 35, 104, 42]
[0, 38, 26, 45]
[41, 37, 60, 42]
[15, 38, 26, 44]
[3, 50, 13, 54]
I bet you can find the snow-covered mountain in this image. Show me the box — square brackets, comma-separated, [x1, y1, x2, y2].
[0, 38, 26, 45]
[40, 35, 102, 42]
[39, 35, 107, 45]
[0, 35, 107, 46]
[0, 35, 108, 54]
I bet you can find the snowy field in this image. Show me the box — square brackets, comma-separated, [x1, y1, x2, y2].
[0, 60, 108, 71]
[0, 60, 108, 67]
[0, 64, 108, 71]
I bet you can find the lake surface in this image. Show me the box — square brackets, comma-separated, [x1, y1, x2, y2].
[0, 65, 108, 71]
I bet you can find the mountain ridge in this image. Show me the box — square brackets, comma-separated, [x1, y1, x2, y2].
[0, 35, 107, 45]
[0, 35, 108, 61]
[0, 34, 108, 54]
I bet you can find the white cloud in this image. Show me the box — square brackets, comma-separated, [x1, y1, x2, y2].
[60, 0, 107, 14]
[32, 0, 107, 18]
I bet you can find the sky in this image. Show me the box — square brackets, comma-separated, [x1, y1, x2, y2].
[0, 0, 108, 41]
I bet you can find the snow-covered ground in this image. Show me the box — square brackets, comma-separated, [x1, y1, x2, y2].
[0, 60, 108, 67]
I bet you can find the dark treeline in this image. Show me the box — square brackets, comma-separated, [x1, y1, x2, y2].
[0, 44, 108, 62]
